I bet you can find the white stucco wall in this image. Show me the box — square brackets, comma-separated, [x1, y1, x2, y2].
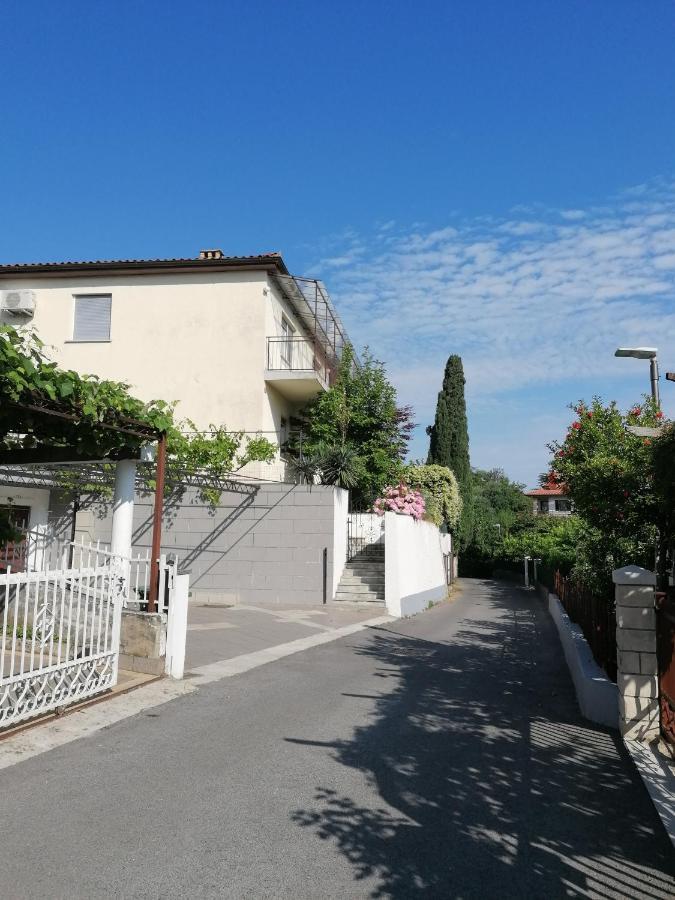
[548, 591, 618, 729]
[1, 268, 338, 483]
[332, 488, 349, 598]
[384, 513, 448, 618]
[0, 271, 271, 432]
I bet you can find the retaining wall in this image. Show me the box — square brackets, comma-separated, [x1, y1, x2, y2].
[384, 513, 448, 617]
[74, 483, 348, 609]
[547, 590, 619, 729]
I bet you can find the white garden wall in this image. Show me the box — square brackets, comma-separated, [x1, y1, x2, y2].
[384, 513, 448, 617]
[332, 488, 349, 598]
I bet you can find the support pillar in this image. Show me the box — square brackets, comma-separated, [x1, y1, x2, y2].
[111, 458, 136, 560]
[613, 565, 659, 742]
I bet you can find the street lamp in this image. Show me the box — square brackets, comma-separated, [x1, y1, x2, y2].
[614, 347, 660, 407]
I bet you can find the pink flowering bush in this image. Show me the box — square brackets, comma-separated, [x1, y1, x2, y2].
[373, 483, 426, 521]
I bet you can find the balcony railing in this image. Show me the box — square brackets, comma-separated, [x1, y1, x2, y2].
[266, 337, 333, 385]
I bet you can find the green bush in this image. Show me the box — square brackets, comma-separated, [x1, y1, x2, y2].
[404, 463, 462, 530]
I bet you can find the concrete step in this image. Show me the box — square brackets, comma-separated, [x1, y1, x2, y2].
[334, 591, 385, 605]
[337, 582, 384, 600]
[339, 574, 385, 586]
[343, 562, 385, 573]
[348, 552, 385, 562]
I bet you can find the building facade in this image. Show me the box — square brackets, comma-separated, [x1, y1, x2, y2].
[525, 478, 572, 517]
[0, 250, 351, 480]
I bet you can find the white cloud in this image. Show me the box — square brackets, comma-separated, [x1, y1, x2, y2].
[560, 209, 586, 220]
[311, 180, 675, 486]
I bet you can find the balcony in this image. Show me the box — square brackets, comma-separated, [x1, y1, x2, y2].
[264, 337, 332, 402]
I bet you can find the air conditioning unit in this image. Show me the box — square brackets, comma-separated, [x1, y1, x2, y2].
[0, 290, 36, 317]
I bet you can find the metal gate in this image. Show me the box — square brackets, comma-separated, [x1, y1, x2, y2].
[656, 588, 675, 746]
[0, 540, 131, 729]
[347, 513, 385, 561]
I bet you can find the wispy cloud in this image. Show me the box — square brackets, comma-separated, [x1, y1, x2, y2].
[312, 180, 675, 486]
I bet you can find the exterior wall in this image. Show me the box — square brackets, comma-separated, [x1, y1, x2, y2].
[258, 279, 321, 478]
[332, 488, 349, 597]
[77, 483, 344, 609]
[0, 486, 50, 530]
[384, 513, 448, 617]
[529, 496, 572, 517]
[0, 269, 329, 482]
[0, 270, 269, 432]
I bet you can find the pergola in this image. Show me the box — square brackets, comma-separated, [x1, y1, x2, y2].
[0, 397, 167, 611]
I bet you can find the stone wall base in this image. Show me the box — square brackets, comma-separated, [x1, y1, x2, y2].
[119, 610, 166, 675]
[118, 653, 165, 676]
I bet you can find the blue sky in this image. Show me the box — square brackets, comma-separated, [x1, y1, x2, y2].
[2, 1, 675, 486]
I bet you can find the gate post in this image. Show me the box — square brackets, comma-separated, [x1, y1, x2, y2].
[613, 565, 659, 742]
[165, 573, 189, 679]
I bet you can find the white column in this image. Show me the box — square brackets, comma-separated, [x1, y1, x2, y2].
[111, 459, 136, 560]
[110, 459, 136, 683]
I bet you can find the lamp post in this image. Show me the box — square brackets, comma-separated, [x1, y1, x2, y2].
[614, 347, 660, 408]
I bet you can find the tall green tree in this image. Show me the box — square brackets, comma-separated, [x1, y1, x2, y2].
[426, 355, 473, 546]
[293, 346, 413, 509]
[458, 468, 533, 575]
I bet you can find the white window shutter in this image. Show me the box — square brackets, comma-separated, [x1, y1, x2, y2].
[73, 295, 111, 341]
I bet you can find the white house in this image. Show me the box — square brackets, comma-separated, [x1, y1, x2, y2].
[0, 249, 351, 481]
[0, 250, 359, 607]
[525, 477, 572, 517]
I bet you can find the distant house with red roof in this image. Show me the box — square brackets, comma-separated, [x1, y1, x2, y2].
[525, 476, 572, 517]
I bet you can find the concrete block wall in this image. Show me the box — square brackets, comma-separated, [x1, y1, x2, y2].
[75, 483, 345, 609]
[613, 565, 659, 742]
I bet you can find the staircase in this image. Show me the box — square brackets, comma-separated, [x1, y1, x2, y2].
[335, 545, 385, 606]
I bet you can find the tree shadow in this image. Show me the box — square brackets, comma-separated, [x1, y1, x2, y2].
[288, 581, 675, 898]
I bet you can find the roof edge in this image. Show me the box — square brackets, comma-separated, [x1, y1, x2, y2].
[0, 255, 290, 278]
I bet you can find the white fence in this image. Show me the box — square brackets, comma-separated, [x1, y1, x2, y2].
[0, 544, 125, 728]
[3, 529, 152, 608]
[0, 534, 159, 729]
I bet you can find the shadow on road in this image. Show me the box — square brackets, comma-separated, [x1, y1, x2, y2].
[287, 579, 675, 898]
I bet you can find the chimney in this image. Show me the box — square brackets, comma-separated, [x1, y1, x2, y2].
[199, 248, 224, 260]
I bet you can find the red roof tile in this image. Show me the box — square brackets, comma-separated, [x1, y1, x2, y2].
[525, 486, 567, 497]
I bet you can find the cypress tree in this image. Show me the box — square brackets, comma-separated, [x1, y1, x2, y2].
[427, 355, 473, 547]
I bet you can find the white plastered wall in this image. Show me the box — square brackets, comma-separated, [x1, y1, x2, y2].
[384, 514, 448, 617]
[332, 488, 349, 597]
[0, 271, 269, 432]
[257, 278, 318, 476]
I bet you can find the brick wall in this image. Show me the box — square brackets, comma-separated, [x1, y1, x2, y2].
[75, 482, 344, 609]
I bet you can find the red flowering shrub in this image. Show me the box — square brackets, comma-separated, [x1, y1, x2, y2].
[548, 396, 668, 585]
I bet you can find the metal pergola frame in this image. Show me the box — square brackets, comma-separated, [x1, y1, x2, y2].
[273, 274, 355, 375]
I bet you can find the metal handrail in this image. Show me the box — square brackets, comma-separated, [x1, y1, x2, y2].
[266, 337, 332, 382]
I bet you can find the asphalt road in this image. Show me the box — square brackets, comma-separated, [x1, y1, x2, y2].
[1, 579, 673, 899]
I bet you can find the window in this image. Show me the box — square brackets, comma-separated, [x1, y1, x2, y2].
[0, 504, 31, 531]
[280, 317, 294, 367]
[538, 498, 549, 513]
[555, 498, 571, 512]
[72, 295, 111, 342]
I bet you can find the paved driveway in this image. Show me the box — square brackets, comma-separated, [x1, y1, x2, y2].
[0, 579, 673, 898]
[185, 602, 383, 669]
